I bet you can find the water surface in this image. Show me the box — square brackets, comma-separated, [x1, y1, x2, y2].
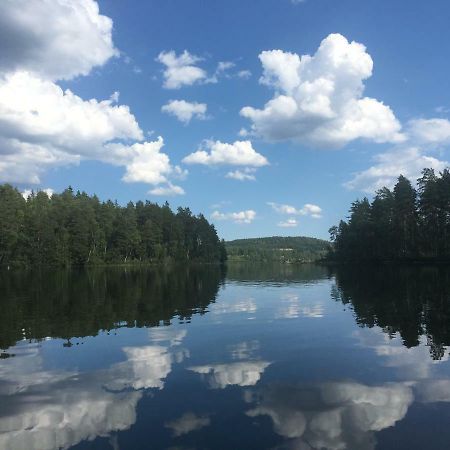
[1, 264, 450, 450]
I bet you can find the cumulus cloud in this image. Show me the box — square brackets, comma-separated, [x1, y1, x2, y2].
[106, 138, 180, 186]
[157, 50, 207, 89]
[407, 118, 450, 145]
[188, 361, 271, 389]
[278, 218, 299, 228]
[225, 168, 257, 181]
[268, 202, 322, 218]
[344, 102, 450, 193]
[0, 71, 143, 149]
[148, 183, 185, 196]
[161, 99, 207, 124]
[183, 140, 268, 167]
[211, 209, 256, 224]
[0, 3, 185, 192]
[0, 0, 118, 81]
[345, 146, 449, 193]
[240, 33, 403, 148]
[0, 71, 147, 183]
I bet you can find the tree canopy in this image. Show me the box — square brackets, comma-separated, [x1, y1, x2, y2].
[329, 169, 450, 262]
[0, 185, 226, 267]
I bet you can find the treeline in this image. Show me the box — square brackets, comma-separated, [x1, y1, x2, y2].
[0, 184, 227, 267]
[226, 236, 330, 263]
[329, 169, 450, 262]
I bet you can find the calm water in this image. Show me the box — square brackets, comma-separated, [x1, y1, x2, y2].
[2, 264, 450, 450]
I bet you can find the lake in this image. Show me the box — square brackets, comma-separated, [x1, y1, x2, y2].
[1, 264, 450, 450]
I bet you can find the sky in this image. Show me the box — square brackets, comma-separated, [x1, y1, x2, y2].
[1, 0, 450, 240]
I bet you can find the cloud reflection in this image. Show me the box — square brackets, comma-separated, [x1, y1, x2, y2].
[189, 361, 270, 389]
[0, 328, 189, 450]
[165, 412, 211, 437]
[246, 381, 413, 450]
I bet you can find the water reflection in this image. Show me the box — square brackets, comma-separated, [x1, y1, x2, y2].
[246, 381, 414, 450]
[0, 265, 225, 350]
[332, 265, 450, 360]
[189, 361, 271, 389]
[165, 412, 211, 437]
[0, 325, 193, 450]
[226, 262, 330, 285]
[1, 264, 450, 449]
[0, 343, 141, 450]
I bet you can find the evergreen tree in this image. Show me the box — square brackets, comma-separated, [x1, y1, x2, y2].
[0, 185, 226, 267]
[329, 169, 450, 262]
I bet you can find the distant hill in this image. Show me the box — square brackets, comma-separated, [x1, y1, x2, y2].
[225, 236, 331, 263]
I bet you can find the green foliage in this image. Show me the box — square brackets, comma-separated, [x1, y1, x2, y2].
[0, 184, 226, 267]
[226, 236, 330, 263]
[329, 168, 450, 261]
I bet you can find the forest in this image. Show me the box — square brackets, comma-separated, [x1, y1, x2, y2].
[0, 184, 227, 267]
[328, 168, 450, 262]
[226, 236, 330, 263]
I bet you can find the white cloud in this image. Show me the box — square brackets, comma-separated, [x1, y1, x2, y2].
[0, 71, 143, 183]
[278, 218, 298, 228]
[216, 61, 235, 76]
[407, 118, 450, 145]
[0, 71, 143, 148]
[165, 412, 211, 437]
[104, 138, 185, 194]
[0, 70, 183, 190]
[0, 0, 118, 81]
[237, 70, 252, 80]
[183, 140, 268, 167]
[211, 210, 256, 224]
[345, 146, 449, 193]
[268, 202, 322, 218]
[161, 99, 207, 124]
[344, 117, 450, 193]
[157, 50, 207, 89]
[21, 187, 54, 199]
[225, 168, 257, 181]
[188, 361, 271, 389]
[148, 183, 185, 196]
[240, 33, 403, 148]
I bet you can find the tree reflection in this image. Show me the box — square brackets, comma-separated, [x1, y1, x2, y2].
[332, 266, 450, 359]
[0, 265, 225, 349]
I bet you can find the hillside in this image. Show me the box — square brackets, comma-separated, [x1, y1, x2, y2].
[226, 236, 331, 263]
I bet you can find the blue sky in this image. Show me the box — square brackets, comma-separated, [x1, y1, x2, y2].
[1, 0, 450, 240]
